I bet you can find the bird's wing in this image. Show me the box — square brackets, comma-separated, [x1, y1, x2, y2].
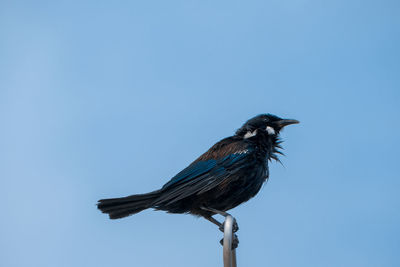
[155, 138, 252, 205]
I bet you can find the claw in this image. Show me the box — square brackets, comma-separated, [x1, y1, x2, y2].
[233, 219, 239, 233]
[232, 234, 239, 249]
[219, 234, 239, 249]
[219, 218, 239, 233]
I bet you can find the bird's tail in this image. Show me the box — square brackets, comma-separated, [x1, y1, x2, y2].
[97, 190, 161, 219]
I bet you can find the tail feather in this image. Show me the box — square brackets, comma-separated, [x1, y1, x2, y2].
[97, 190, 161, 219]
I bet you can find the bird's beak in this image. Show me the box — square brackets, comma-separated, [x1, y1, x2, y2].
[274, 119, 299, 129]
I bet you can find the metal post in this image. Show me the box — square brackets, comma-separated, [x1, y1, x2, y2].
[223, 215, 237, 267]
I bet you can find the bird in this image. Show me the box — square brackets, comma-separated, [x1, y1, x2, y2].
[97, 114, 298, 229]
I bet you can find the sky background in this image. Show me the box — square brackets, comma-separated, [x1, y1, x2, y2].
[1, 1, 399, 266]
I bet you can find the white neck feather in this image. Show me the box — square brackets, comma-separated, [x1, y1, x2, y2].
[244, 129, 257, 139]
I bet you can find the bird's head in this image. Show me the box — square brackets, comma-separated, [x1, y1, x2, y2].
[236, 114, 299, 138]
[235, 114, 299, 160]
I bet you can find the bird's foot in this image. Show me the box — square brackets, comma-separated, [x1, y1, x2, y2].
[201, 207, 239, 233]
[219, 234, 239, 250]
[219, 218, 239, 233]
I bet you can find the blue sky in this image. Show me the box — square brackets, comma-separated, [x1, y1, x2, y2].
[1, 1, 399, 266]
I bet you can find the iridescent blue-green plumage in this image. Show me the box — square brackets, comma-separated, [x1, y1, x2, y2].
[97, 114, 298, 220]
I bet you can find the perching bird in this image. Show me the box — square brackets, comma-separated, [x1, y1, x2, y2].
[97, 114, 298, 228]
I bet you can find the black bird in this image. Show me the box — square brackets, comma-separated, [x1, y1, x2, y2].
[97, 114, 298, 228]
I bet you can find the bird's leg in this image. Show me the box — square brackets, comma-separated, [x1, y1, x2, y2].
[201, 207, 239, 233]
[201, 207, 240, 249]
[201, 206, 229, 217]
[204, 216, 223, 228]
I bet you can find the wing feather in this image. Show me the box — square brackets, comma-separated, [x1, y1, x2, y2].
[155, 139, 252, 206]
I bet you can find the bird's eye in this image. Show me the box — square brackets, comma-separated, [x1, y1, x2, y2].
[266, 126, 275, 135]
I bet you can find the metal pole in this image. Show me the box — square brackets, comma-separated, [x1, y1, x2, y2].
[223, 215, 237, 267]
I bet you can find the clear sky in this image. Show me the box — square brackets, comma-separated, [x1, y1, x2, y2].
[1, 1, 399, 266]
